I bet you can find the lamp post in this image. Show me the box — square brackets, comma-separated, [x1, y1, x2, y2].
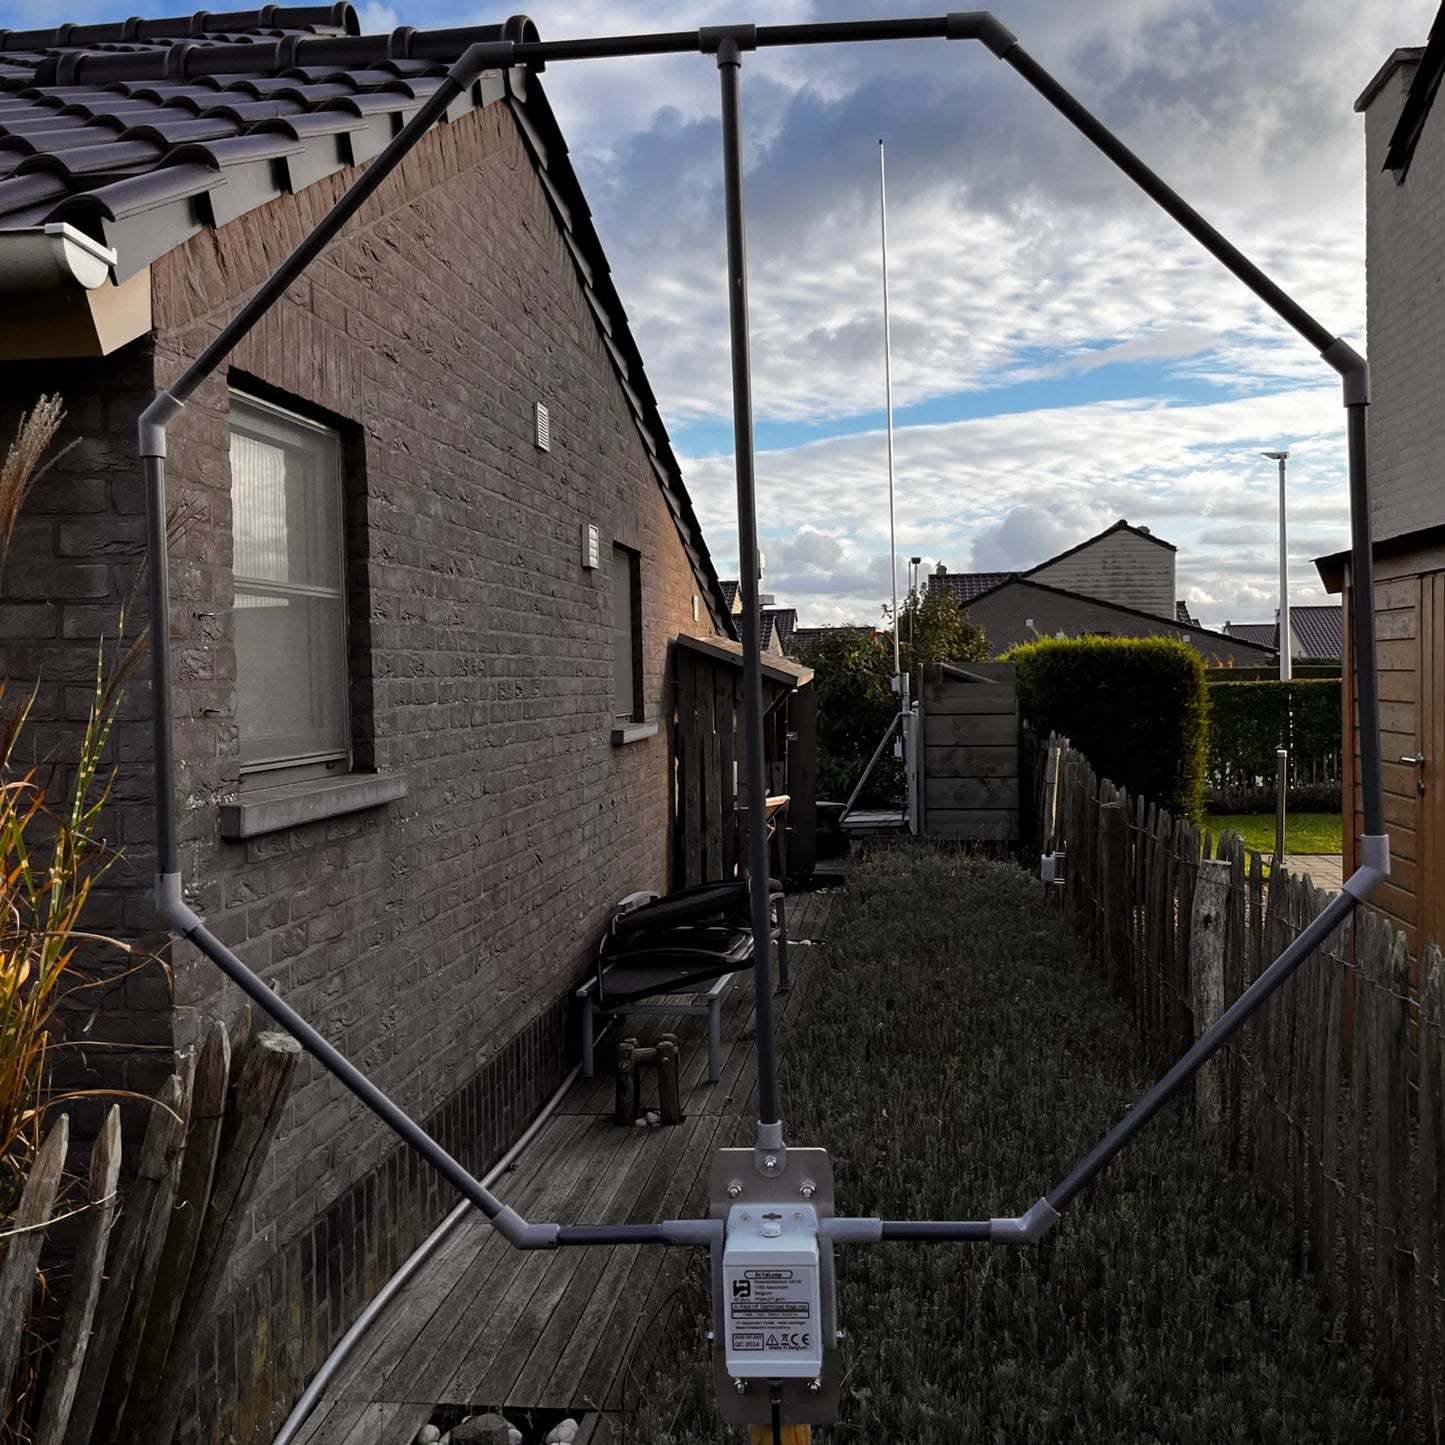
[909, 555, 922, 652]
[1262, 448, 1290, 864]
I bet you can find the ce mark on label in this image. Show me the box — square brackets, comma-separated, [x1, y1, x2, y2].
[763, 1332, 811, 1350]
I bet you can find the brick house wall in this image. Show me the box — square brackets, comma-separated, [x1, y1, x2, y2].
[0, 343, 175, 1121]
[1027, 526, 1176, 618]
[968, 578, 1272, 665]
[2, 98, 720, 1442]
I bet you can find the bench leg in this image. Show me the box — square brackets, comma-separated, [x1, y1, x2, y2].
[582, 999, 595, 1079]
[776, 898, 790, 993]
[708, 996, 722, 1083]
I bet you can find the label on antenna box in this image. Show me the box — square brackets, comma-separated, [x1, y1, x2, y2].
[722, 1204, 822, 1378]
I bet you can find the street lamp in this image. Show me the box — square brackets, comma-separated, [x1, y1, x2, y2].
[1262, 448, 1290, 864]
[909, 555, 922, 651]
[1261, 450, 1291, 683]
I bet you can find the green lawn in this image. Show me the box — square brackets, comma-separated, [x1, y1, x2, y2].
[627, 852, 1383, 1443]
[1206, 811, 1343, 855]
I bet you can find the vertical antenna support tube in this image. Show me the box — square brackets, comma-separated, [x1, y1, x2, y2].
[715, 36, 781, 1134]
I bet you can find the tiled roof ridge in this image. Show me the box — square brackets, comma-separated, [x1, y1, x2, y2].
[0, 6, 361, 53]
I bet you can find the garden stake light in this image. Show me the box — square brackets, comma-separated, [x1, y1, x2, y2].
[127, 12, 1391, 1437]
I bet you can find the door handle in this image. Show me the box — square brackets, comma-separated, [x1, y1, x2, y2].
[1400, 751, 1425, 797]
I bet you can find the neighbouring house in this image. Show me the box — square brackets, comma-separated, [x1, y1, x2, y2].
[1317, 19, 1445, 954]
[1223, 604, 1344, 665]
[929, 519, 1276, 667]
[0, 7, 777, 1437]
[788, 622, 874, 656]
[716, 577, 798, 657]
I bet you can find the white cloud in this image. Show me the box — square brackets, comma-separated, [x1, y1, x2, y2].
[685, 384, 1350, 630]
[510, 0, 1429, 634]
[356, 2, 400, 32]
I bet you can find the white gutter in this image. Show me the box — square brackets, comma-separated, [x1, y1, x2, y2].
[0, 223, 117, 291]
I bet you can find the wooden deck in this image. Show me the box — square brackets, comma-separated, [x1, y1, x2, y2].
[294, 883, 842, 1445]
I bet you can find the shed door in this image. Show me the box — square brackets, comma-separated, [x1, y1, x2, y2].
[1421, 572, 1445, 953]
[1370, 574, 1422, 948]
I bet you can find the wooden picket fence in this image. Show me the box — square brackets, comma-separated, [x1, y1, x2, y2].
[1041, 734, 1445, 1440]
[0, 1012, 299, 1445]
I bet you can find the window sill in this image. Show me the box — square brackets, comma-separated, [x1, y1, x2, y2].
[611, 721, 659, 746]
[219, 772, 408, 840]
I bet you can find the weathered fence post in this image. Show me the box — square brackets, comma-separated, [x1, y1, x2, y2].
[1188, 860, 1230, 1130]
[1098, 802, 1128, 998]
[0, 1113, 70, 1400]
[34, 1108, 123, 1445]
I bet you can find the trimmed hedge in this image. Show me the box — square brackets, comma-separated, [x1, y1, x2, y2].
[1205, 664, 1341, 683]
[1010, 636, 1209, 822]
[1207, 678, 1341, 791]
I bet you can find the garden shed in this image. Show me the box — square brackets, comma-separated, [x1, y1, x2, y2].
[672, 634, 816, 886]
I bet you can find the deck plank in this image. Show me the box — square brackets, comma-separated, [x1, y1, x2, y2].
[391, 1118, 623, 1402]
[295, 881, 842, 1440]
[326, 1117, 593, 1403]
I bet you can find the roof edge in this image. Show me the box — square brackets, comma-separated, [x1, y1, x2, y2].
[1355, 46, 1424, 113]
[1022, 517, 1177, 579]
[972, 574, 1275, 654]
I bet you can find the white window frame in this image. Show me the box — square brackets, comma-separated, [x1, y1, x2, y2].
[229, 390, 350, 778]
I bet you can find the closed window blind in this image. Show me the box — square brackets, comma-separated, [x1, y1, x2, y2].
[230, 393, 349, 771]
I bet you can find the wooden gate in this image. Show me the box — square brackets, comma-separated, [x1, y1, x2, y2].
[919, 661, 1019, 842]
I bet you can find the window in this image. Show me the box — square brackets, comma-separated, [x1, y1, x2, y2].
[229, 392, 349, 774]
[613, 543, 642, 722]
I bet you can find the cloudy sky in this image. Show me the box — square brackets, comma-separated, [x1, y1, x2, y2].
[6, 0, 1436, 631]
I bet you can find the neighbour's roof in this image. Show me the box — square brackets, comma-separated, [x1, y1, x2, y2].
[967, 575, 1275, 658]
[0, 6, 734, 632]
[761, 608, 797, 654]
[1222, 606, 1343, 662]
[719, 580, 741, 613]
[928, 570, 1014, 606]
[789, 624, 872, 655]
[928, 519, 1177, 612]
[1290, 604, 1343, 661]
[1222, 621, 1277, 649]
[1176, 600, 1199, 627]
[1023, 517, 1176, 570]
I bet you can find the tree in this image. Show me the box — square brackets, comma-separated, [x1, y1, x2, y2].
[795, 590, 990, 804]
[892, 586, 990, 691]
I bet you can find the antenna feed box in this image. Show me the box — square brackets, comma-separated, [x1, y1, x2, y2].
[709, 1146, 842, 1425]
[722, 1204, 822, 1377]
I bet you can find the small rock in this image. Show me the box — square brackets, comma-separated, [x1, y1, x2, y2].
[507, 1432, 522, 1445]
[634, 1118, 648, 1127]
[436, 1435, 450, 1445]
[644, 1110, 661, 1125]
[452, 1414, 512, 1445]
[545, 1420, 580, 1445]
[415, 1428, 441, 1445]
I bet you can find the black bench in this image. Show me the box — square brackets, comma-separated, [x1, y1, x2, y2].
[578, 879, 788, 1083]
